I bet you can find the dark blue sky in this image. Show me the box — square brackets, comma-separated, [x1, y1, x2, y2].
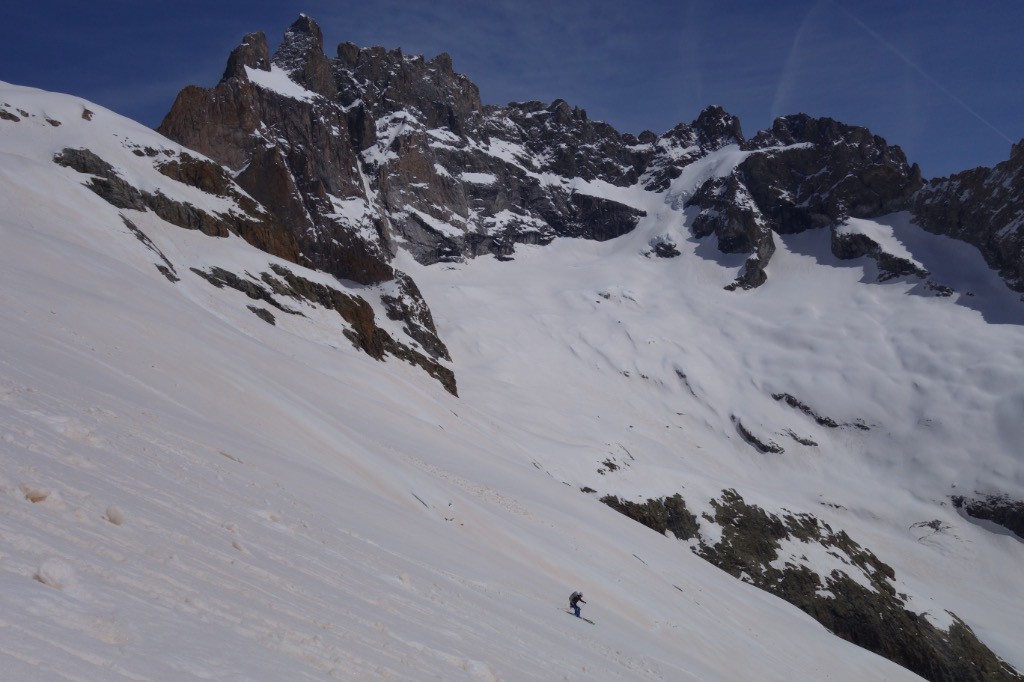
[3, 0, 1021, 178]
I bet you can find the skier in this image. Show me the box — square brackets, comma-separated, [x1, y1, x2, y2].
[569, 590, 586, 618]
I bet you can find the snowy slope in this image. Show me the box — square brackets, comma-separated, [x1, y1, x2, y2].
[1, 81, 1022, 680]
[406, 170, 1024, 668]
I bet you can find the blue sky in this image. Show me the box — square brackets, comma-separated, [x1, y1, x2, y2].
[3, 0, 1020, 178]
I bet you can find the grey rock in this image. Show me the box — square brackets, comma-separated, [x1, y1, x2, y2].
[830, 229, 929, 281]
[911, 138, 1024, 292]
[273, 15, 337, 98]
[604, 489, 1023, 682]
[952, 493, 1024, 540]
[223, 32, 270, 81]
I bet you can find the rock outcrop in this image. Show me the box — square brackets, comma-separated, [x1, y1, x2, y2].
[912, 139, 1024, 292]
[683, 114, 923, 289]
[54, 147, 301, 261]
[743, 114, 922, 232]
[952, 493, 1024, 540]
[603, 489, 1023, 682]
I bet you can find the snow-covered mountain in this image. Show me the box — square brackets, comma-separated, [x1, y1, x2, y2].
[2, 14, 1023, 680]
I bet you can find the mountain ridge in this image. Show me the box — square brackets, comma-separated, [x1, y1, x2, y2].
[159, 15, 1023, 301]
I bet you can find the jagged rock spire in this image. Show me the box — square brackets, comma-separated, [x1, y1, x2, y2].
[222, 32, 270, 81]
[273, 15, 337, 98]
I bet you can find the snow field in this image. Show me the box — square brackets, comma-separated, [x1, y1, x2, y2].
[405, 175, 1024, 669]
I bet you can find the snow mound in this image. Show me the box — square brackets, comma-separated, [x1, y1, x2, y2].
[34, 558, 77, 590]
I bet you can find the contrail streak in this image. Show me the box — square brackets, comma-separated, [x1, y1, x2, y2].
[839, 5, 1014, 144]
[771, 0, 825, 121]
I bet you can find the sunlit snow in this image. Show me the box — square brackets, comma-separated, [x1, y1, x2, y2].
[245, 65, 319, 102]
[2, 81, 1022, 680]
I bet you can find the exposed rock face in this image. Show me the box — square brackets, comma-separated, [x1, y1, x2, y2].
[54, 147, 301, 261]
[687, 174, 774, 289]
[160, 28, 385, 285]
[381, 272, 451, 361]
[159, 16, 652, 275]
[499, 99, 647, 186]
[911, 139, 1024, 291]
[51, 143, 453, 393]
[741, 115, 928, 283]
[222, 31, 271, 81]
[771, 393, 839, 428]
[599, 493, 700, 540]
[639, 105, 743, 194]
[674, 113, 926, 290]
[683, 114, 923, 289]
[263, 264, 456, 394]
[273, 16, 337, 99]
[333, 40, 482, 138]
[694, 105, 744, 149]
[155, 14, 1024, 302]
[830, 229, 929, 281]
[743, 114, 922, 232]
[952, 494, 1024, 540]
[732, 417, 784, 453]
[192, 264, 457, 395]
[603, 489, 1022, 682]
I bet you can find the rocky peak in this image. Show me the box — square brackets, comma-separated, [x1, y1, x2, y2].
[496, 98, 643, 185]
[637, 130, 658, 145]
[548, 99, 585, 125]
[740, 114, 921, 228]
[661, 122, 698, 145]
[160, 17, 390, 287]
[639, 123, 698, 192]
[272, 15, 337, 98]
[278, 15, 324, 58]
[1011, 137, 1024, 161]
[222, 32, 270, 81]
[681, 112, 925, 290]
[747, 113, 815, 147]
[336, 41, 360, 67]
[332, 43, 481, 136]
[429, 51, 455, 75]
[748, 113, 914, 171]
[693, 105, 744, 149]
[640, 107, 743, 195]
